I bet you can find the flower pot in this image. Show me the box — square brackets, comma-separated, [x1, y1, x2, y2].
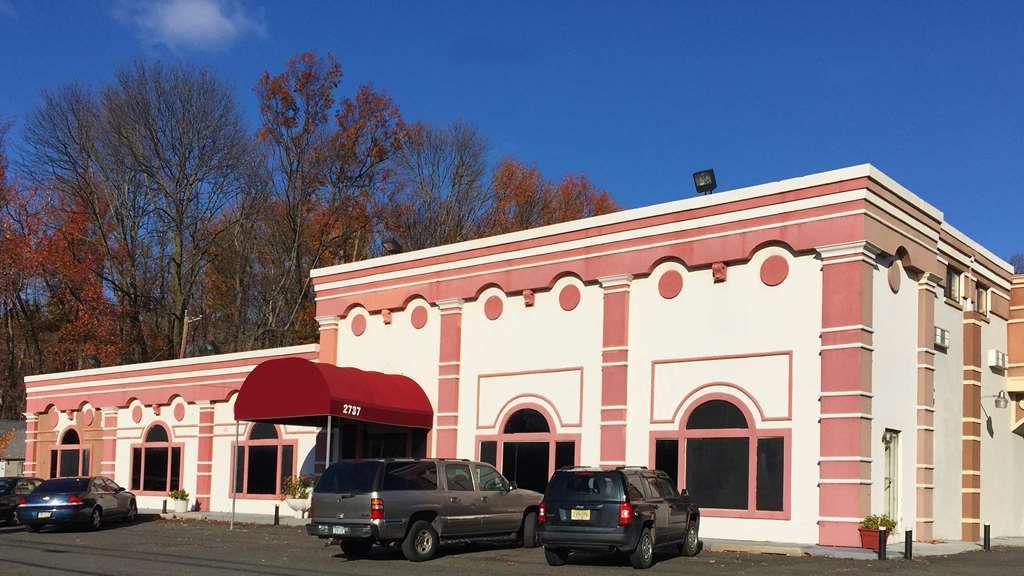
[172, 499, 188, 514]
[859, 528, 880, 551]
[285, 498, 310, 517]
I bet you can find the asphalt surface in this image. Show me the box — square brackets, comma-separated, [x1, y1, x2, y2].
[0, 516, 1021, 575]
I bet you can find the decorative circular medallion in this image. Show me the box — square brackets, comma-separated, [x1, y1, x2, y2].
[173, 402, 185, 422]
[760, 256, 790, 287]
[559, 285, 581, 311]
[658, 270, 684, 299]
[48, 407, 59, 430]
[484, 296, 503, 320]
[82, 409, 94, 427]
[131, 405, 143, 424]
[351, 314, 367, 337]
[888, 260, 902, 294]
[410, 306, 428, 329]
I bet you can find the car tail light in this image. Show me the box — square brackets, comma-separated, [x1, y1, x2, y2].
[618, 501, 633, 526]
[538, 501, 546, 524]
[68, 495, 82, 504]
[17, 496, 26, 506]
[370, 498, 384, 520]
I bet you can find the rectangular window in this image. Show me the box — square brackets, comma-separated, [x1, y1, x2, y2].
[976, 285, 988, 315]
[479, 441, 497, 467]
[234, 446, 244, 493]
[131, 448, 142, 490]
[59, 450, 80, 478]
[756, 438, 785, 512]
[383, 461, 438, 491]
[143, 447, 168, 492]
[280, 445, 294, 488]
[170, 447, 182, 491]
[81, 449, 90, 476]
[686, 437, 748, 510]
[945, 267, 961, 301]
[445, 463, 474, 491]
[341, 426, 358, 459]
[246, 445, 278, 494]
[49, 450, 57, 479]
[655, 439, 679, 487]
[555, 441, 575, 470]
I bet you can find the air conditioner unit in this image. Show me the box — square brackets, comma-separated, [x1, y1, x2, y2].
[934, 327, 950, 349]
[988, 349, 1008, 370]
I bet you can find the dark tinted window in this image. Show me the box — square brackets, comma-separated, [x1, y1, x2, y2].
[503, 409, 549, 433]
[546, 472, 623, 501]
[445, 463, 474, 491]
[36, 478, 90, 493]
[131, 448, 142, 490]
[555, 441, 575, 470]
[686, 437, 748, 509]
[61, 429, 80, 445]
[249, 422, 278, 440]
[382, 462, 438, 491]
[59, 450, 80, 478]
[145, 425, 169, 443]
[656, 477, 679, 499]
[475, 464, 509, 492]
[0, 478, 14, 494]
[479, 441, 497, 466]
[686, 400, 748, 429]
[756, 438, 785, 511]
[246, 445, 277, 494]
[144, 447, 169, 492]
[625, 474, 646, 500]
[316, 461, 382, 493]
[654, 439, 679, 486]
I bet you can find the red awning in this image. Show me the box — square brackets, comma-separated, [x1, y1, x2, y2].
[234, 357, 433, 428]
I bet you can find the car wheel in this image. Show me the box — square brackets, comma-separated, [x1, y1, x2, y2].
[544, 547, 568, 566]
[125, 500, 137, 523]
[520, 511, 539, 548]
[681, 521, 701, 557]
[340, 539, 374, 558]
[89, 507, 103, 531]
[629, 527, 655, 569]
[401, 520, 439, 562]
[25, 523, 41, 533]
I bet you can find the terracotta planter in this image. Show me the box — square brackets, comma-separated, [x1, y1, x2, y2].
[859, 528, 880, 551]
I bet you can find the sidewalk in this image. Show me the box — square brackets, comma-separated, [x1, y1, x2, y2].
[704, 536, 1024, 559]
[147, 508, 309, 527]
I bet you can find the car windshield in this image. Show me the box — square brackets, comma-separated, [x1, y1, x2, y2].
[35, 478, 90, 493]
[546, 472, 623, 501]
[0, 478, 15, 494]
[316, 461, 382, 494]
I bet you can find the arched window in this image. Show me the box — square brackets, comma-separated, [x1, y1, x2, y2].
[50, 428, 89, 478]
[131, 423, 182, 494]
[234, 423, 296, 497]
[477, 406, 578, 493]
[672, 397, 788, 517]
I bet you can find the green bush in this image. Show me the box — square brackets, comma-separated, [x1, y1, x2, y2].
[281, 475, 314, 499]
[861, 514, 897, 531]
[169, 489, 189, 501]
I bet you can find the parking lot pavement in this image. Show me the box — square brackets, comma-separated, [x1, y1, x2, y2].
[1, 518, 1022, 576]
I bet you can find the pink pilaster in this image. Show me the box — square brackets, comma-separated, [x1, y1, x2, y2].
[23, 415, 37, 477]
[817, 242, 878, 547]
[915, 273, 940, 541]
[599, 274, 632, 467]
[436, 299, 464, 458]
[196, 401, 214, 511]
[100, 408, 118, 478]
[316, 316, 341, 365]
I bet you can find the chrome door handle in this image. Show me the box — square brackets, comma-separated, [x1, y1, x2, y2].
[480, 496, 488, 502]
[450, 496, 459, 503]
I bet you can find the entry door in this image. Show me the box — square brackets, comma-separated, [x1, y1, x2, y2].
[502, 442, 550, 493]
[882, 429, 900, 526]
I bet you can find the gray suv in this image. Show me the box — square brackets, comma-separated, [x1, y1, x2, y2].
[307, 458, 543, 561]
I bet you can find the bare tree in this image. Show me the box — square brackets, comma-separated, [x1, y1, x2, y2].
[1009, 253, 1024, 275]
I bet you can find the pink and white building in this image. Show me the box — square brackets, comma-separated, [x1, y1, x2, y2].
[23, 164, 1024, 547]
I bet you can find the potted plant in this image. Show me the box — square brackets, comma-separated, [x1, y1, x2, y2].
[169, 489, 190, 514]
[859, 514, 897, 550]
[281, 476, 314, 517]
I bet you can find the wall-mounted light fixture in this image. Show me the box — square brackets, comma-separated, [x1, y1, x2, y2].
[692, 169, 717, 195]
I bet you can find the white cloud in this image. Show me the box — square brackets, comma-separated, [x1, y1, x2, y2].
[114, 0, 265, 51]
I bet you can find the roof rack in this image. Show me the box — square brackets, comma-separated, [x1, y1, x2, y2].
[615, 466, 649, 470]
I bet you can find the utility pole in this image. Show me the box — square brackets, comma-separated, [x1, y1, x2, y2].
[178, 309, 203, 359]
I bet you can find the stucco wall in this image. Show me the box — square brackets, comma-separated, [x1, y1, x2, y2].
[979, 310, 1021, 536]
[932, 300, 964, 540]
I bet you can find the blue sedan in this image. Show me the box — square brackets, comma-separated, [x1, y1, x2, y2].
[16, 476, 137, 531]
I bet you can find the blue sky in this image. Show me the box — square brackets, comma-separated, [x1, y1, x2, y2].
[1, 1, 1022, 259]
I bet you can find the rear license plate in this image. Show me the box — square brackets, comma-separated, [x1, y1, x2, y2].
[332, 525, 348, 535]
[570, 509, 590, 521]
[37, 512, 51, 519]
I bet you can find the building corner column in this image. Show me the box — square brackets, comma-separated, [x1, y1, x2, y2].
[435, 299, 464, 458]
[23, 414, 38, 477]
[598, 274, 632, 468]
[196, 401, 214, 512]
[816, 241, 879, 547]
[99, 408, 118, 479]
[1009, 276, 1024, 434]
[961, 272, 983, 542]
[316, 315, 341, 365]
[915, 272, 940, 541]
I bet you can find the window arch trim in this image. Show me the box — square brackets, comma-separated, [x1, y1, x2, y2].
[51, 426, 88, 478]
[231, 423, 298, 499]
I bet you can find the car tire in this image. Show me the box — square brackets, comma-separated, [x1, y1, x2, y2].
[89, 507, 102, 531]
[125, 500, 137, 523]
[681, 521, 701, 557]
[521, 511, 539, 548]
[544, 546, 568, 566]
[629, 526, 655, 569]
[340, 539, 374, 558]
[25, 523, 41, 533]
[7, 512, 20, 526]
[401, 520, 439, 562]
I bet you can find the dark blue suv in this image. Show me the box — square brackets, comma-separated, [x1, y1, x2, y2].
[538, 467, 701, 569]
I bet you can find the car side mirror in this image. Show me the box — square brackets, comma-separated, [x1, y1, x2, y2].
[508, 481, 517, 491]
[681, 489, 689, 497]
[115, 487, 125, 493]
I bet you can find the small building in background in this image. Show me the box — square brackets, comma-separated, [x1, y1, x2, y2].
[0, 420, 26, 477]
